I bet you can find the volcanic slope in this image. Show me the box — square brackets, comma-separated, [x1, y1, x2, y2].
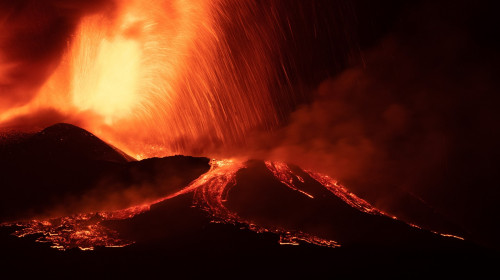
[106, 159, 470, 248]
[0, 124, 493, 276]
[0, 123, 210, 221]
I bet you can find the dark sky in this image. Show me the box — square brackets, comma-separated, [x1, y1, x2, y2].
[350, 0, 500, 249]
[251, 0, 500, 249]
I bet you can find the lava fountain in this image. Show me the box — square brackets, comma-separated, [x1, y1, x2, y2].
[0, 0, 367, 251]
[1, 0, 307, 158]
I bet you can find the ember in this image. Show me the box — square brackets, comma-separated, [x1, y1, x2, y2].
[0, 0, 299, 158]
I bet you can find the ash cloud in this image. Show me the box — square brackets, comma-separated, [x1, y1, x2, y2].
[243, 1, 500, 248]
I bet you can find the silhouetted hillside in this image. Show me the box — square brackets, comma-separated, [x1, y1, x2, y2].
[0, 123, 209, 221]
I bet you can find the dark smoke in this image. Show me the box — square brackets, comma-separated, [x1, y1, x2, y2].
[245, 1, 500, 249]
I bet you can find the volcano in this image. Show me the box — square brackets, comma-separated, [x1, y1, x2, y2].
[0, 124, 493, 276]
[0, 123, 210, 221]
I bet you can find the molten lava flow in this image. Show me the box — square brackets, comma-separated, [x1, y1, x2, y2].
[265, 161, 314, 199]
[4, 160, 337, 250]
[4, 159, 243, 250]
[7, 205, 151, 251]
[192, 159, 244, 220]
[2, 160, 464, 250]
[10, 215, 134, 251]
[305, 170, 384, 215]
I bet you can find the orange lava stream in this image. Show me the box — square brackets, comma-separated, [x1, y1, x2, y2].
[192, 160, 341, 248]
[3, 160, 340, 250]
[265, 161, 315, 199]
[9, 214, 135, 251]
[3, 160, 464, 250]
[306, 170, 385, 215]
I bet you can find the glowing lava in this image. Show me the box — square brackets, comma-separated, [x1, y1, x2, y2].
[70, 12, 143, 124]
[2, 159, 464, 250]
[0, 0, 293, 158]
[4, 160, 334, 250]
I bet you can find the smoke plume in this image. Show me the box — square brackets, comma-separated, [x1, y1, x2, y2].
[243, 1, 500, 248]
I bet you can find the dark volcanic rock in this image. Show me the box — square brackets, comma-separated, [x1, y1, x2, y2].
[0, 124, 494, 277]
[1, 123, 129, 163]
[0, 123, 210, 221]
[90, 159, 493, 278]
[226, 160, 464, 248]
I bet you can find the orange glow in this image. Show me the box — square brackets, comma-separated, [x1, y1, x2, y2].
[70, 13, 142, 124]
[265, 161, 315, 199]
[306, 170, 385, 215]
[9, 215, 135, 251]
[2, 159, 463, 250]
[435, 232, 466, 241]
[0, 2, 468, 251]
[0, 0, 287, 158]
[3, 160, 339, 250]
